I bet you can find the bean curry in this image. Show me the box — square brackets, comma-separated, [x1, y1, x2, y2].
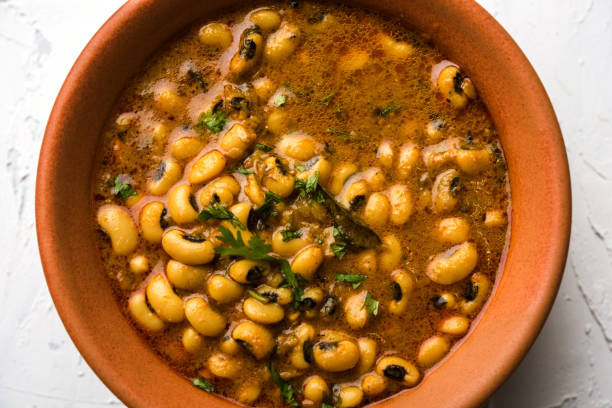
[94, 1, 510, 407]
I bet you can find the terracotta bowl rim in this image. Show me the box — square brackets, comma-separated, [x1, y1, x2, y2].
[36, 0, 571, 407]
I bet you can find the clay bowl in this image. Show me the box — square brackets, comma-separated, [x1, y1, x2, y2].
[36, 0, 570, 407]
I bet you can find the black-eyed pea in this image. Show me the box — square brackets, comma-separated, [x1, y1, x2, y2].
[303, 376, 329, 404]
[199, 184, 235, 207]
[161, 230, 215, 265]
[432, 168, 460, 213]
[155, 86, 184, 113]
[378, 33, 414, 59]
[146, 274, 185, 323]
[148, 159, 182, 195]
[357, 338, 377, 374]
[115, 112, 137, 129]
[363, 193, 390, 228]
[364, 168, 386, 191]
[272, 228, 311, 257]
[171, 137, 204, 161]
[379, 234, 402, 273]
[484, 209, 507, 228]
[189, 150, 226, 185]
[249, 9, 281, 32]
[229, 26, 264, 79]
[361, 373, 387, 397]
[167, 184, 199, 225]
[460, 272, 491, 315]
[377, 140, 394, 169]
[124, 191, 143, 208]
[256, 285, 292, 305]
[328, 163, 358, 195]
[207, 353, 241, 379]
[422, 138, 455, 169]
[208, 275, 244, 304]
[220, 123, 257, 159]
[228, 202, 252, 226]
[397, 143, 420, 179]
[431, 292, 458, 310]
[337, 386, 363, 408]
[166, 259, 209, 290]
[344, 291, 369, 330]
[296, 157, 332, 187]
[338, 50, 369, 72]
[263, 157, 295, 197]
[438, 315, 470, 336]
[264, 23, 301, 64]
[229, 259, 270, 284]
[243, 298, 285, 324]
[426, 241, 478, 285]
[252, 77, 276, 101]
[376, 356, 420, 387]
[232, 320, 275, 359]
[436, 217, 470, 244]
[345, 180, 369, 208]
[356, 250, 377, 275]
[220, 333, 241, 355]
[290, 323, 315, 369]
[245, 174, 266, 206]
[437, 65, 471, 109]
[313, 338, 360, 372]
[300, 287, 324, 318]
[389, 270, 414, 315]
[266, 109, 294, 135]
[182, 326, 205, 354]
[97, 205, 139, 255]
[129, 254, 149, 275]
[387, 184, 413, 225]
[185, 297, 226, 336]
[237, 381, 262, 405]
[416, 335, 450, 368]
[128, 291, 165, 332]
[198, 23, 233, 50]
[277, 132, 320, 160]
[139, 202, 166, 244]
[152, 123, 169, 145]
[425, 118, 446, 143]
[456, 148, 490, 174]
[291, 246, 323, 280]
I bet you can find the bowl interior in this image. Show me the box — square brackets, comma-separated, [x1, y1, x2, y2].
[36, 0, 570, 407]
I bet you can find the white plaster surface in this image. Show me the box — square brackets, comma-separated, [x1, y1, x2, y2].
[0, 0, 610, 406]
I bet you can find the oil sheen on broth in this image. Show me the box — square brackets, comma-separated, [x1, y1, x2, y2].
[94, 2, 510, 407]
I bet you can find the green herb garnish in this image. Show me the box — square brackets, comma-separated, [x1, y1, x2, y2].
[198, 203, 246, 230]
[295, 172, 324, 204]
[330, 227, 348, 260]
[295, 165, 307, 172]
[248, 289, 270, 303]
[195, 110, 227, 133]
[314, 237, 323, 245]
[232, 166, 254, 175]
[321, 91, 337, 106]
[326, 127, 350, 141]
[322, 404, 334, 408]
[215, 226, 302, 305]
[336, 273, 367, 289]
[379, 104, 401, 116]
[362, 292, 379, 316]
[193, 377, 214, 393]
[274, 94, 288, 107]
[112, 176, 137, 201]
[281, 229, 302, 242]
[256, 143, 273, 152]
[247, 191, 282, 231]
[269, 362, 299, 407]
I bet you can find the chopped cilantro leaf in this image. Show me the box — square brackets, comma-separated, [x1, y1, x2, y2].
[247, 289, 270, 303]
[336, 273, 367, 289]
[326, 127, 350, 141]
[247, 191, 282, 231]
[195, 110, 227, 133]
[198, 203, 246, 230]
[269, 362, 299, 407]
[379, 104, 401, 116]
[193, 377, 214, 393]
[330, 227, 348, 260]
[274, 94, 288, 107]
[295, 165, 307, 172]
[362, 292, 379, 316]
[232, 166, 254, 175]
[321, 91, 337, 106]
[281, 229, 302, 242]
[295, 172, 324, 204]
[256, 143, 273, 152]
[112, 175, 137, 201]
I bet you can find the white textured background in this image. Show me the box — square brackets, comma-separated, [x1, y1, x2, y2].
[1, 0, 610, 407]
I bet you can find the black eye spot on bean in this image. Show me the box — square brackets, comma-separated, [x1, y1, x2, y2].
[450, 177, 461, 197]
[230, 96, 249, 111]
[317, 341, 338, 351]
[430, 296, 447, 309]
[261, 291, 279, 303]
[153, 161, 166, 181]
[159, 208, 170, 229]
[465, 283, 479, 301]
[299, 297, 316, 311]
[392, 282, 402, 301]
[383, 364, 407, 381]
[349, 195, 366, 211]
[308, 10, 327, 24]
[212, 100, 224, 113]
[189, 194, 199, 211]
[289, 0, 299, 8]
[183, 233, 206, 243]
[246, 266, 263, 282]
[320, 296, 338, 316]
[303, 339, 314, 364]
[453, 71, 464, 94]
[240, 39, 257, 59]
